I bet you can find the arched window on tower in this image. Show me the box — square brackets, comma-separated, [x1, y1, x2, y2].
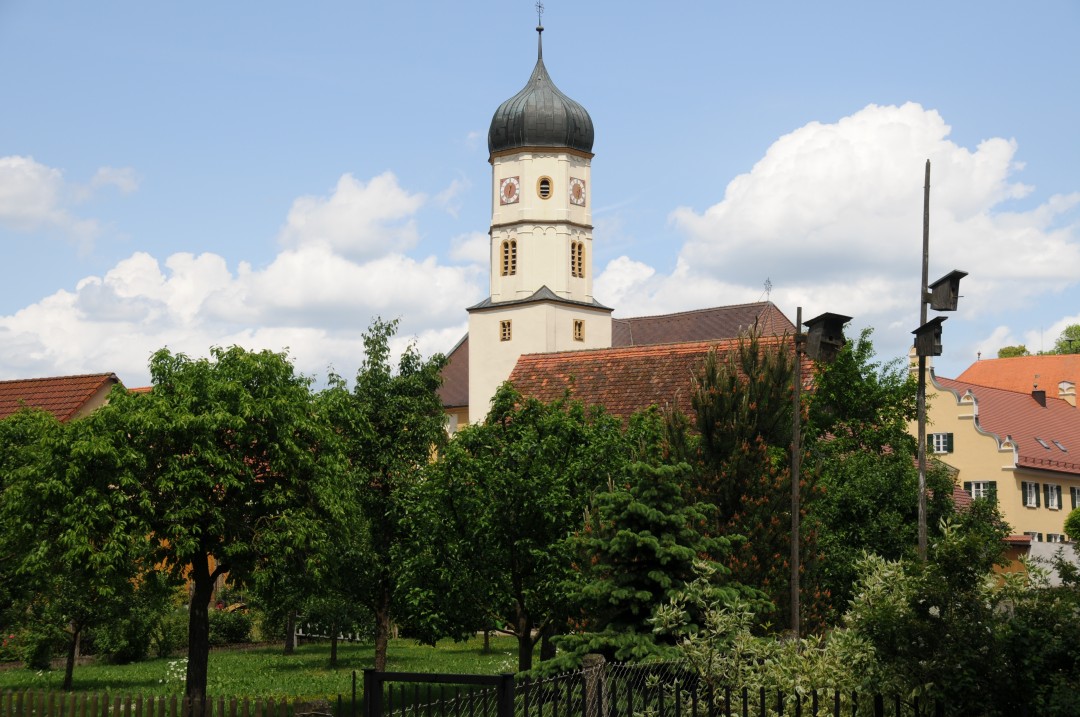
[501, 240, 517, 276]
[571, 241, 584, 278]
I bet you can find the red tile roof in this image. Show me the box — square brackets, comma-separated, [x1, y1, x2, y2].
[934, 375, 1080, 476]
[612, 302, 793, 347]
[0, 373, 120, 422]
[957, 355, 1080, 399]
[509, 336, 802, 421]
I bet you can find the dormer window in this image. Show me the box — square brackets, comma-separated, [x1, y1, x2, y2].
[1035, 437, 1050, 450]
[1052, 439, 1067, 452]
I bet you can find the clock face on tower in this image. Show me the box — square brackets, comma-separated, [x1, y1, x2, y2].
[499, 176, 520, 205]
[569, 177, 586, 206]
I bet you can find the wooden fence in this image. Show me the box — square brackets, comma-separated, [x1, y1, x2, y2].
[0, 690, 333, 717]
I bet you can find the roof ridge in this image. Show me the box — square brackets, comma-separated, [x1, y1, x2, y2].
[0, 372, 118, 386]
[612, 301, 775, 322]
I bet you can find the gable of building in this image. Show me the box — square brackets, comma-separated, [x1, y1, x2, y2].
[0, 373, 121, 422]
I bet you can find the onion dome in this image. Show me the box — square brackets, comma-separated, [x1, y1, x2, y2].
[488, 26, 594, 155]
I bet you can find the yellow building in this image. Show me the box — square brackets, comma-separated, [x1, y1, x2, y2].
[918, 360, 1080, 544]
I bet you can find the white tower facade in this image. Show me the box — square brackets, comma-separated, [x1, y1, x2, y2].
[467, 25, 612, 423]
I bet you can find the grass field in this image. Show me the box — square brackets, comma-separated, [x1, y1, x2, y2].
[0, 636, 521, 701]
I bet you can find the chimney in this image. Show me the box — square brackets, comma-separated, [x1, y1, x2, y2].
[1032, 389, 1047, 407]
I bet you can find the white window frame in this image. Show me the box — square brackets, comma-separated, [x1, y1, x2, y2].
[969, 481, 992, 500]
[1024, 531, 1042, 542]
[1047, 483, 1062, 510]
[1046, 533, 1065, 544]
[1024, 482, 1039, 508]
[931, 432, 952, 454]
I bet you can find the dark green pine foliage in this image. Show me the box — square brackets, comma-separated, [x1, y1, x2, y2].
[557, 461, 759, 665]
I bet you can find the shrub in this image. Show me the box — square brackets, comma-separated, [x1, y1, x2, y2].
[208, 609, 252, 646]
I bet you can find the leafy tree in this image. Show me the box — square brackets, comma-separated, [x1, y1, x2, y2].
[406, 386, 629, 672]
[0, 408, 161, 686]
[1064, 507, 1080, 542]
[1051, 324, 1080, 354]
[556, 461, 762, 665]
[317, 318, 448, 672]
[997, 345, 1031, 358]
[806, 328, 956, 617]
[105, 346, 340, 699]
[665, 332, 808, 630]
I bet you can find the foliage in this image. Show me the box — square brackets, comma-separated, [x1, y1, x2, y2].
[85, 571, 178, 664]
[315, 318, 448, 672]
[1050, 324, 1080, 354]
[1064, 507, 1080, 542]
[652, 563, 876, 706]
[555, 461, 761, 666]
[0, 407, 159, 683]
[208, 609, 253, 647]
[806, 328, 956, 617]
[103, 345, 341, 698]
[997, 345, 1031, 358]
[664, 331, 808, 630]
[405, 385, 632, 672]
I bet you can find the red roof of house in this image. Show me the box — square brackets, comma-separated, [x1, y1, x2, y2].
[0, 373, 120, 422]
[934, 375, 1080, 476]
[509, 336, 802, 421]
[437, 335, 469, 408]
[957, 355, 1080, 399]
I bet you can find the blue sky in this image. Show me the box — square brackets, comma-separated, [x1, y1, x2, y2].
[2, 1, 1078, 386]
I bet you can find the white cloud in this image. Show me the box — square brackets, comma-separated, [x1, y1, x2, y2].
[435, 177, 470, 218]
[0, 170, 485, 385]
[448, 231, 488, 264]
[278, 172, 426, 260]
[0, 155, 99, 240]
[90, 166, 140, 194]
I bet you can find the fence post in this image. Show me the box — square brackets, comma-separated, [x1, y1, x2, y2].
[495, 674, 515, 717]
[362, 671, 381, 717]
[581, 654, 606, 717]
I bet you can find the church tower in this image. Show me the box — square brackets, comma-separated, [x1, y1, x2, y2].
[466, 21, 613, 422]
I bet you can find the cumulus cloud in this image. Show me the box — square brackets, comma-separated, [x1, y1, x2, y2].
[278, 172, 425, 260]
[0, 170, 485, 385]
[89, 166, 140, 194]
[601, 102, 1079, 363]
[0, 155, 99, 239]
[448, 231, 488, 264]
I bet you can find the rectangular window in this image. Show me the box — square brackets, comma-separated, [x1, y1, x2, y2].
[500, 320, 511, 342]
[1046, 483, 1062, 510]
[964, 481, 996, 501]
[930, 432, 954, 454]
[1024, 531, 1043, 542]
[573, 319, 584, 342]
[1071, 486, 1080, 509]
[1023, 481, 1041, 508]
[1046, 533, 1065, 544]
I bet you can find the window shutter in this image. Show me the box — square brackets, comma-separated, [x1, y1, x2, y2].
[963, 481, 972, 495]
[1039, 533, 1044, 542]
[946, 433, 954, 452]
[1044, 483, 1051, 509]
[989, 481, 998, 503]
[1036, 483, 1041, 507]
[1022, 481, 1029, 505]
[1072, 486, 1078, 509]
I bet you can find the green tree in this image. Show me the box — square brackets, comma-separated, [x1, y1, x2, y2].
[406, 386, 629, 672]
[806, 329, 956, 617]
[0, 408, 161, 687]
[556, 461, 762, 665]
[1064, 507, 1080, 542]
[105, 346, 339, 699]
[665, 332, 806, 629]
[1051, 324, 1080, 354]
[317, 318, 448, 672]
[997, 345, 1031, 358]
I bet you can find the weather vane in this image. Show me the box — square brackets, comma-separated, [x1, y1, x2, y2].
[536, 1, 544, 26]
[763, 277, 772, 301]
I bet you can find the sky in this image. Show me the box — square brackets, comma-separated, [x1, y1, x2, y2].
[2, 1, 1078, 388]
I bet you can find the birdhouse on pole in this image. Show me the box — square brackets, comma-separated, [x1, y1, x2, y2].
[913, 317, 947, 357]
[803, 312, 852, 363]
[927, 270, 967, 312]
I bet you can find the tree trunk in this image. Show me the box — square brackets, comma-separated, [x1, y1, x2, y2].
[540, 626, 556, 662]
[62, 622, 81, 690]
[515, 606, 533, 673]
[374, 589, 391, 672]
[185, 551, 215, 701]
[284, 611, 296, 655]
[482, 629, 491, 654]
[330, 623, 339, 668]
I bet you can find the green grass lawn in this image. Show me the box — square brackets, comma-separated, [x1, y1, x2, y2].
[0, 636, 521, 701]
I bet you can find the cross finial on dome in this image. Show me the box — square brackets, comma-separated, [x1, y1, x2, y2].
[536, 1, 544, 59]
